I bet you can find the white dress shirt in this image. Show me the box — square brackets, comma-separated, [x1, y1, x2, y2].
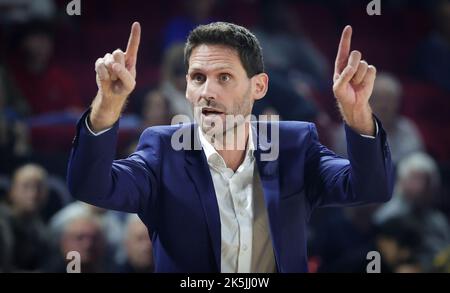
[198, 126, 276, 273]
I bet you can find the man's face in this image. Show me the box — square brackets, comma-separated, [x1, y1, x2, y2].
[62, 218, 104, 266]
[22, 33, 54, 72]
[186, 44, 263, 136]
[9, 169, 48, 215]
[400, 170, 431, 206]
[125, 220, 153, 269]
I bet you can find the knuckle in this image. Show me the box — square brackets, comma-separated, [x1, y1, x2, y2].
[95, 58, 103, 69]
[105, 58, 114, 66]
[106, 53, 115, 61]
[352, 50, 361, 58]
[113, 52, 124, 60]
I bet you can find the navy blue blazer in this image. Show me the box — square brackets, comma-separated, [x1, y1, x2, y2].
[67, 111, 394, 272]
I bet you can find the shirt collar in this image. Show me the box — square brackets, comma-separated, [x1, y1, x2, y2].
[198, 123, 255, 167]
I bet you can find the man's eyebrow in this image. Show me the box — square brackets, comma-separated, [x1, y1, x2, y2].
[188, 65, 235, 73]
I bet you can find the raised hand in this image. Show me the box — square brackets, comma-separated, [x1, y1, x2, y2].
[90, 22, 141, 132]
[333, 25, 376, 136]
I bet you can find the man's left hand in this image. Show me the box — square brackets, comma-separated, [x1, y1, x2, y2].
[333, 25, 376, 136]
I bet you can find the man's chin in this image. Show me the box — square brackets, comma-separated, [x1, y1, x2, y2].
[199, 114, 224, 131]
[197, 113, 249, 137]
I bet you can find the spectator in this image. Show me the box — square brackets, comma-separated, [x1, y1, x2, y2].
[3, 164, 51, 271]
[375, 152, 450, 270]
[159, 43, 192, 121]
[333, 72, 424, 164]
[252, 0, 330, 91]
[0, 0, 56, 25]
[141, 90, 173, 130]
[49, 201, 127, 268]
[44, 214, 106, 273]
[243, 1, 321, 122]
[9, 20, 83, 116]
[252, 69, 318, 122]
[308, 205, 382, 273]
[375, 216, 424, 273]
[432, 245, 450, 273]
[0, 65, 29, 115]
[116, 215, 154, 273]
[0, 68, 31, 174]
[0, 204, 14, 272]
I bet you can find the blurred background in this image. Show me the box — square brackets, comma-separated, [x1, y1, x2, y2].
[0, 0, 449, 273]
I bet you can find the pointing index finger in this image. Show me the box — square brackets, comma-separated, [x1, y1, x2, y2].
[335, 25, 352, 75]
[125, 22, 141, 69]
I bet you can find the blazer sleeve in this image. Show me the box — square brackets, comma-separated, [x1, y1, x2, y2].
[304, 118, 395, 210]
[66, 110, 160, 214]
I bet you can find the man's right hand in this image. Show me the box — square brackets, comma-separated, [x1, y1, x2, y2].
[89, 22, 141, 132]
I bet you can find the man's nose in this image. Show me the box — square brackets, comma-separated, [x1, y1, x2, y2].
[199, 79, 218, 101]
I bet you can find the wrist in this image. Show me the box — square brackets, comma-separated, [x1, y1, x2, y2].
[346, 106, 375, 136]
[89, 94, 121, 132]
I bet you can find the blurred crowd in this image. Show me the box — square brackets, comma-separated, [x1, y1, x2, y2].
[0, 0, 449, 273]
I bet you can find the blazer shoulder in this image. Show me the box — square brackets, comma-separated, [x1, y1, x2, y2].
[278, 121, 315, 133]
[254, 120, 313, 132]
[141, 124, 186, 137]
[253, 120, 316, 150]
[138, 123, 196, 148]
[259, 120, 316, 138]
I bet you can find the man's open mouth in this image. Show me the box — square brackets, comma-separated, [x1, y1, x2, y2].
[201, 108, 224, 116]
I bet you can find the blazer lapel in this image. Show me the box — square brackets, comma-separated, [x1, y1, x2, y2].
[184, 125, 221, 272]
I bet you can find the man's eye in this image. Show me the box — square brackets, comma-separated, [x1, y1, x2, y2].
[219, 74, 231, 82]
[192, 74, 205, 83]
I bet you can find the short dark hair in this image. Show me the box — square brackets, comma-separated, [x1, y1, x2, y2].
[184, 22, 264, 77]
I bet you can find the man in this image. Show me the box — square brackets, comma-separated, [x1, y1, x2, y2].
[44, 214, 106, 273]
[117, 214, 154, 273]
[67, 22, 394, 272]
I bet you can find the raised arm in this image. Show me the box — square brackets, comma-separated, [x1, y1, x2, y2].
[305, 26, 394, 209]
[333, 25, 377, 136]
[67, 22, 158, 214]
[90, 21, 141, 132]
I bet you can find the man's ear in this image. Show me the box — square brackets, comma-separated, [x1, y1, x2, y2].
[252, 73, 269, 101]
